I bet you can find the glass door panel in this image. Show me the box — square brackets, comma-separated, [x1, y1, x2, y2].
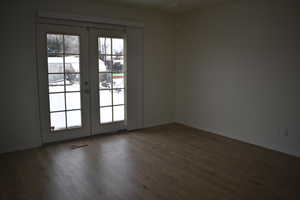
[47, 34, 82, 131]
[89, 29, 127, 135]
[98, 37, 125, 124]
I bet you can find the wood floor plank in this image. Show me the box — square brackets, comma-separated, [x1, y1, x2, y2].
[0, 123, 299, 200]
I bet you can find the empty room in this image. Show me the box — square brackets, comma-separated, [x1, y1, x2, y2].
[0, 0, 299, 199]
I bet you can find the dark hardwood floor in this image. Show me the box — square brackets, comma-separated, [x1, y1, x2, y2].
[0, 123, 299, 200]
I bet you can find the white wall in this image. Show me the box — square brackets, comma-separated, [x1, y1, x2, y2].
[175, 0, 300, 157]
[0, 0, 175, 153]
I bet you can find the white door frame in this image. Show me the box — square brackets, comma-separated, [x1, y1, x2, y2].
[37, 24, 91, 143]
[89, 28, 127, 135]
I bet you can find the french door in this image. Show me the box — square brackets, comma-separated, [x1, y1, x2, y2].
[89, 29, 127, 135]
[37, 24, 126, 143]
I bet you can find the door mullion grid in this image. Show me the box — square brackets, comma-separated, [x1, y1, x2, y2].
[62, 35, 68, 129]
[98, 36, 126, 124]
[99, 38, 102, 123]
[110, 37, 114, 122]
[99, 38, 105, 123]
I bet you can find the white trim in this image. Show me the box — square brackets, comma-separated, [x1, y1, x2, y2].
[38, 11, 144, 28]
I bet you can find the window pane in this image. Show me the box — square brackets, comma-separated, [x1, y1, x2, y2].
[67, 110, 81, 128]
[98, 37, 111, 54]
[98, 37, 105, 54]
[48, 55, 64, 73]
[100, 90, 112, 107]
[100, 107, 112, 124]
[49, 93, 65, 112]
[66, 92, 81, 110]
[48, 74, 64, 93]
[99, 73, 112, 89]
[99, 55, 112, 72]
[105, 38, 111, 54]
[50, 112, 66, 131]
[112, 38, 124, 55]
[65, 55, 80, 73]
[64, 35, 79, 54]
[113, 105, 124, 121]
[112, 56, 124, 72]
[49, 85, 64, 93]
[113, 89, 124, 105]
[113, 73, 124, 88]
[47, 34, 63, 54]
[65, 74, 80, 91]
[48, 74, 64, 85]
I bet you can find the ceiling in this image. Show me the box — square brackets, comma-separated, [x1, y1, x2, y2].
[100, 0, 227, 13]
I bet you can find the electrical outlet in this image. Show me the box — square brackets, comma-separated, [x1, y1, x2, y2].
[277, 128, 289, 137]
[277, 128, 282, 136]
